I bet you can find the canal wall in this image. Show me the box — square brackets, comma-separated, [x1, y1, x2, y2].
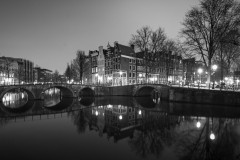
[169, 87, 240, 106]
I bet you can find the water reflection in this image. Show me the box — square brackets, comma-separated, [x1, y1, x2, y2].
[1, 96, 240, 159]
[43, 87, 62, 107]
[176, 117, 240, 160]
[2, 91, 28, 108]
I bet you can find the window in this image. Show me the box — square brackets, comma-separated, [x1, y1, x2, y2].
[129, 59, 132, 63]
[129, 79, 132, 83]
[132, 80, 135, 83]
[133, 65, 136, 71]
[133, 59, 136, 64]
[129, 65, 132, 70]
[133, 73, 135, 77]
[129, 72, 132, 77]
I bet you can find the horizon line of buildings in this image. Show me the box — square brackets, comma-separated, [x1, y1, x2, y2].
[0, 56, 54, 85]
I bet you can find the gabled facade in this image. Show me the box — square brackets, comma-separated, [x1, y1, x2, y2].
[89, 50, 99, 84]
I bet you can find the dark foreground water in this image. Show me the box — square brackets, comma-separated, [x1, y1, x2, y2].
[1, 92, 240, 160]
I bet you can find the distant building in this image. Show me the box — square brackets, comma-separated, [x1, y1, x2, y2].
[0, 56, 34, 85]
[33, 67, 52, 83]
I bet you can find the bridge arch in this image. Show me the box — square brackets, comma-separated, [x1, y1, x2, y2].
[134, 85, 161, 98]
[79, 87, 95, 96]
[0, 87, 35, 101]
[42, 86, 74, 99]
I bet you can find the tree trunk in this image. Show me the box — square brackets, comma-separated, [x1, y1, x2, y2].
[207, 60, 212, 89]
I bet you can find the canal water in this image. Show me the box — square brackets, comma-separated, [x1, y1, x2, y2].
[1, 89, 240, 160]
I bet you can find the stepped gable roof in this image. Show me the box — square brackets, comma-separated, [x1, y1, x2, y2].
[117, 44, 135, 56]
[107, 46, 114, 53]
[103, 49, 108, 57]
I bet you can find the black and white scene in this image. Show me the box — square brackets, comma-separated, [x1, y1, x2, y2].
[0, 0, 240, 159]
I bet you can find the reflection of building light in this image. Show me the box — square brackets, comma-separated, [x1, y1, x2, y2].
[119, 115, 122, 120]
[210, 131, 215, 140]
[22, 93, 24, 99]
[6, 95, 10, 101]
[139, 110, 141, 115]
[196, 121, 201, 128]
[95, 111, 98, 116]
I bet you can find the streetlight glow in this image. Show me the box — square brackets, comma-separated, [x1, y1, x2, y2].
[212, 65, 217, 71]
[210, 131, 215, 140]
[198, 68, 203, 74]
[196, 121, 201, 128]
[139, 110, 142, 115]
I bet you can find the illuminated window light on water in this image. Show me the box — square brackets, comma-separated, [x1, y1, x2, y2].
[210, 131, 215, 140]
[119, 115, 122, 120]
[196, 121, 201, 128]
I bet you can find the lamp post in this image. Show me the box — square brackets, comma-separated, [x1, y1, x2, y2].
[198, 68, 203, 89]
[212, 65, 218, 89]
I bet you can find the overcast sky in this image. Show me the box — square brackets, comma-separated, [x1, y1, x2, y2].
[0, 0, 200, 74]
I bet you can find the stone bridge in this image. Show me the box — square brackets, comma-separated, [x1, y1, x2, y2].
[0, 84, 107, 102]
[0, 83, 170, 102]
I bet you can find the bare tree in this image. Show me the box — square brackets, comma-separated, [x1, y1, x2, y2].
[181, 0, 240, 84]
[72, 50, 88, 84]
[14, 62, 25, 85]
[129, 26, 167, 82]
[214, 43, 240, 77]
[52, 70, 60, 83]
[1, 57, 12, 85]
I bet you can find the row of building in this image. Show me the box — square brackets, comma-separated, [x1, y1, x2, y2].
[3, 41, 237, 86]
[83, 41, 185, 86]
[0, 56, 53, 85]
[83, 41, 214, 86]
[83, 41, 240, 86]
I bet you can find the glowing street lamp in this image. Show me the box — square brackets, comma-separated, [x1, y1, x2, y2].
[196, 121, 201, 128]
